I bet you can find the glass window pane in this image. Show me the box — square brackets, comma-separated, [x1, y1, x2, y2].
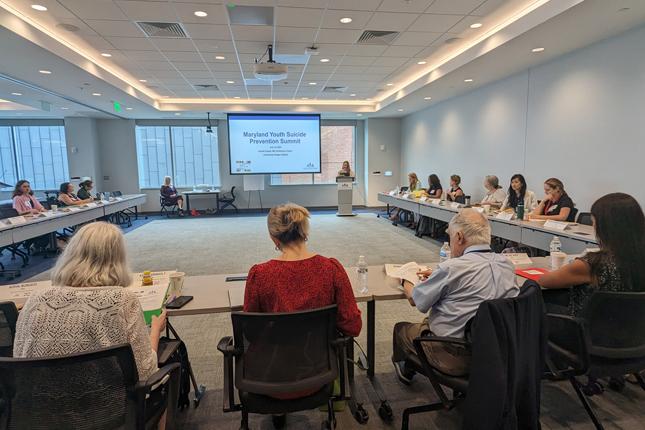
[13, 126, 69, 190]
[0, 127, 17, 188]
[170, 127, 220, 188]
[135, 126, 172, 188]
[314, 125, 355, 184]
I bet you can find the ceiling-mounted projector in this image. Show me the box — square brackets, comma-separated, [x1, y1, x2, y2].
[254, 44, 288, 81]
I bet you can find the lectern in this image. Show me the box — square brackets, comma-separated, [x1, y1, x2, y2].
[336, 176, 356, 216]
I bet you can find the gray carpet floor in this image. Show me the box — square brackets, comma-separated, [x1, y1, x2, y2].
[25, 213, 645, 429]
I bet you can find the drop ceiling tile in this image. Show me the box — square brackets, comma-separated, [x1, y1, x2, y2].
[273, 42, 308, 55]
[136, 60, 176, 71]
[377, 0, 435, 13]
[236, 41, 273, 54]
[122, 50, 166, 60]
[58, 0, 128, 20]
[162, 51, 203, 62]
[305, 64, 338, 73]
[346, 44, 387, 57]
[471, 0, 507, 16]
[276, 0, 328, 7]
[153, 70, 184, 78]
[310, 44, 352, 56]
[193, 39, 236, 53]
[210, 63, 244, 72]
[375, 56, 413, 67]
[229, 25, 272, 42]
[276, 7, 323, 27]
[212, 71, 243, 79]
[339, 56, 375, 66]
[175, 3, 230, 24]
[316, 28, 362, 44]
[182, 70, 214, 78]
[80, 35, 115, 50]
[327, 0, 381, 10]
[392, 31, 442, 46]
[381, 45, 422, 57]
[321, 10, 372, 29]
[447, 16, 486, 34]
[366, 65, 399, 74]
[408, 14, 464, 32]
[157, 78, 190, 85]
[426, 0, 484, 15]
[172, 62, 209, 71]
[183, 24, 230, 40]
[106, 36, 157, 50]
[115, 1, 179, 22]
[414, 45, 442, 59]
[276, 27, 317, 43]
[85, 20, 144, 38]
[364, 12, 420, 32]
[151, 38, 197, 51]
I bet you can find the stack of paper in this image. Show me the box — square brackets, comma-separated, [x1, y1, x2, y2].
[385, 262, 428, 286]
[127, 271, 172, 324]
[504, 253, 533, 266]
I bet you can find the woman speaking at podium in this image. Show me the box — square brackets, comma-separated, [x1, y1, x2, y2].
[338, 160, 354, 177]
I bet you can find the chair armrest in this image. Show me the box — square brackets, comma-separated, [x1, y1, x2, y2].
[217, 336, 240, 412]
[142, 363, 181, 391]
[545, 313, 590, 377]
[332, 336, 352, 400]
[414, 335, 470, 347]
[134, 363, 181, 430]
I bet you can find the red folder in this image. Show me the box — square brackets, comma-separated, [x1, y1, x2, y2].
[515, 267, 550, 281]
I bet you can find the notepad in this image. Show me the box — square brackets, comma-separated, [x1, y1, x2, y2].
[515, 267, 549, 281]
[385, 262, 428, 286]
[504, 253, 533, 266]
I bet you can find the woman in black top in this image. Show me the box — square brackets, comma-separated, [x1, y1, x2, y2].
[446, 174, 464, 203]
[423, 174, 443, 199]
[531, 177, 575, 221]
[77, 180, 95, 201]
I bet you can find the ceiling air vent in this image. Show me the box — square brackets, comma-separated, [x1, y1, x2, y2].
[136, 22, 187, 38]
[323, 86, 348, 93]
[356, 30, 400, 45]
[194, 84, 219, 91]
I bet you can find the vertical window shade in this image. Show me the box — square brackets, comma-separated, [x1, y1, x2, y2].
[0, 125, 68, 190]
[135, 126, 220, 189]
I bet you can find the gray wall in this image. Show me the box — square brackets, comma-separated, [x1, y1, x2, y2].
[64, 117, 101, 185]
[401, 24, 645, 212]
[364, 118, 402, 207]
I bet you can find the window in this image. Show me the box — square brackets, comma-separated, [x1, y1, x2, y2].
[270, 125, 356, 185]
[0, 125, 68, 190]
[135, 126, 220, 189]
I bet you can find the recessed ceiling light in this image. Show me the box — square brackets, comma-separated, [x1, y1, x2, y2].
[350, 93, 356, 97]
[215, 55, 225, 60]
[417, 61, 427, 65]
[139, 79, 147, 83]
[397, 109, 404, 112]
[464, 78, 473, 83]
[226, 80, 235, 84]
[531, 47, 545, 53]
[194, 11, 208, 17]
[320, 58, 330, 63]
[61, 107, 69, 110]
[386, 83, 394, 86]
[92, 92, 101, 96]
[101, 53, 112, 57]
[339, 17, 352, 24]
[175, 113, 181, 116]
[126, 107, 133, 110]
[11, 92, 22, 96]
[424, 96, 432, 100]
[38, 70, 51, 74]
[308, 82, 317, 85]
[31, 4, 47, 11]
[470, 23, 483, 29]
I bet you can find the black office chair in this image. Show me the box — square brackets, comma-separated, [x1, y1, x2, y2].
[0, 344, 180, 430]
[0, 207, 29, 270]
[577, 212, 593, 226]
[159, 195, 178, 218]
[217, 305, 350, 430]
[545, 291, 645, 429]
[455, 194, 466, 204]
[218, 186, 238, 213]
[0, 302, 18, 358]
[108, 190, 132, 227]
[569, 207, 579, 223]
[401, 283, 545, 430]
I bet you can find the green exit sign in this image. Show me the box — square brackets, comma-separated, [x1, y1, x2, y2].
[113, 101, 122, 112]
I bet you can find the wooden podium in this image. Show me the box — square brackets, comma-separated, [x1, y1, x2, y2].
[336, 176, 356, 216]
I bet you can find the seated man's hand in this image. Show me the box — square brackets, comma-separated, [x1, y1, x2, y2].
[402, 280, 416, 307]
[416, 269, 433, 280]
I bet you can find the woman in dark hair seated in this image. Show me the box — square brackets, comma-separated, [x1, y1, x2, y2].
[76, 179, 95, 200]
[539, 192, 645, 316]
[500, 174, 537, 216]
[58, 182, 93, 207]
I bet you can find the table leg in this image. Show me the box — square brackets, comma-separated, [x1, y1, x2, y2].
[216, 192, 220, 213]
[186, 195, 191, 212]
[366, 300, 394, 422]
[347, 340, 369, 424]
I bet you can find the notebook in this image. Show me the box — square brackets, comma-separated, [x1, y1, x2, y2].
[515, 267, 550, 281]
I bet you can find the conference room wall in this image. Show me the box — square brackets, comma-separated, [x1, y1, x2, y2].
[64, 117, 102, 188]
[401, 24, 645, 211]
[365, 118, 402, 207]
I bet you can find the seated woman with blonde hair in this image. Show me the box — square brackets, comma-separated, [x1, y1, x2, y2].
[14, 222, 168, 428]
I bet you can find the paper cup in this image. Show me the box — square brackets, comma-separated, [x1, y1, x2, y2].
[169, 271, 185, 297]
[50, 204, 58, 212]
[551, 252, 567, 270]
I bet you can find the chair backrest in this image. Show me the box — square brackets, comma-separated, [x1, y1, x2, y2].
[582, 291, 645, 359]
[231, 305, 339, 396]
[577, 211, 592, 226]
[111, 191, 123, 197]
[0, 344, 139, 430]
[568, 207, 579, 223]
[229, 186, 236, 198]
[0, 207, 19, 220]
[0, 302, 18, 358]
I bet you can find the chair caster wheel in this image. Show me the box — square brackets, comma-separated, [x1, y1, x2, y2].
[353, 403, 369, 424]
[378, 401, 394, 422]
[582, 381, 604, 396]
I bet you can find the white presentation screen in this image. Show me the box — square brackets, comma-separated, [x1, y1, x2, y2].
[228, 113, 321, 175]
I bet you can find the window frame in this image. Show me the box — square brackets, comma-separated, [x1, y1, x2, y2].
[135, 124, 221, 190]
[269, 121, 358, 187]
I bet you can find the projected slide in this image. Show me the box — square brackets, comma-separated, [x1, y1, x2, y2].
[228, 113, 321, 175]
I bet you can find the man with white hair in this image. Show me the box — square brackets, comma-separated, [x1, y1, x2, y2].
[392, 208, 519, 382]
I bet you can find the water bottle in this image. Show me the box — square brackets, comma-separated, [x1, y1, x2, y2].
[357, 256, 368, 293]
[439, 242, 451, 263]
[549, 236, 562, 253]
[516, 201, 525, 221]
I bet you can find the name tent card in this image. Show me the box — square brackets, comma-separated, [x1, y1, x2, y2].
[544, 220, 569, 231]
[450, 202, 460, 209]
[402, 193, 410, 199]
[7, 216, 27, 225]
[429, 199, 441, 205]
[86, 202, 98, 208]
[473, 207, 485, 214]
[496, 212, 514, 221]
[418, 196, 428, 202]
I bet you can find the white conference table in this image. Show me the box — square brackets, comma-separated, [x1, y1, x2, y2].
[378, 192, 598, 254]
[0, 194, 147, 248]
